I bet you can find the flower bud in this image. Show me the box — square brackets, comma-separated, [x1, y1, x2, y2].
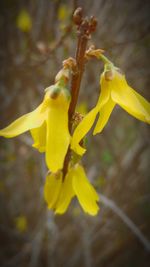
[73, 7, 83, 25]
[89, 16, 97, 32]
[55, 68, 69, 83]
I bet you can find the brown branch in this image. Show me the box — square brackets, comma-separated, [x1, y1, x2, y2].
[62, 8, 97, 178]
[68, 20, 89, 129]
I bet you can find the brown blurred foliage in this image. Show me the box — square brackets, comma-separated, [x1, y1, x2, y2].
[0, 0, 150, 267]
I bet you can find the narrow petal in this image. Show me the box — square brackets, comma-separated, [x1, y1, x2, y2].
[111, 73, 150, 123]
[71, 78, 110, 155]
[72, 164, 99, 216]
[97, 73, 111, 108]
[44, 172, 62, 209]
[93, 98, 115, 135]
[55, 170, 75, 214]
[46, 93, 70, 172]
[71, 107, 98, 155]
[30, 121, 46, 152]
[0, 103, 46, 138]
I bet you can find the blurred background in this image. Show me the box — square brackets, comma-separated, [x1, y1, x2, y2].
[0, 0, 150, 266]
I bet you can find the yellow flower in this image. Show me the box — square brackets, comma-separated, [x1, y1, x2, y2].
[44, 164, 99, 216]
[16, 9, 32, 32]
[71, 65, 150, 155]
[0, 86, 71, 172]
[15, 215, 27, 233]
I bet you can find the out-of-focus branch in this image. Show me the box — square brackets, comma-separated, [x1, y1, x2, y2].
[99, 193, 150, 251]
[31, 25, 73, 68]
[105, 29, 150, 50]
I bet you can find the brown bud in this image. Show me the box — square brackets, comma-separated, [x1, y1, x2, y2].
[72, 112, 84, 124]
[81, 18, 89, 29]
[63, 57, 77, 72]
[73, 7, 83, 25]
[89, 16, 97, 32]
[80, 18, 90, 36]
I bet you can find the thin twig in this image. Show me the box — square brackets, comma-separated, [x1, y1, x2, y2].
[99, 193, 150, 251]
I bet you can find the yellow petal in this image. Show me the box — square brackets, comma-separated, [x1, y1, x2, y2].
[97, 73, 111, 108]
[111, 72, 150, 123]
[30, 121, 46, 152]
[71, 107, 98, 155]
[44, 172, 62, 209]
[93, 98, 115, 135]
[46, 92, 70, 172]
[55, 170, 75, 214]
[72, 164, 99, 216]
[0, 103, 46, 138]
[71, 76, 111, 155]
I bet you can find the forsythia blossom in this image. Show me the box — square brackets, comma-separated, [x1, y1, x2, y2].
[0, 85, 71, 172]
[0, 67, 100, 215]
[44, 164, 99, 216]
[1, 55, 150, 216]
[71, 62, 150, 155]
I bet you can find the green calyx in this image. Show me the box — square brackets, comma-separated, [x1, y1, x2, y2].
[45, 83, 71, 102]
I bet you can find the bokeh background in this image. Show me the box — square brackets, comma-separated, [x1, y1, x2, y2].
[0, 0, 150, 266]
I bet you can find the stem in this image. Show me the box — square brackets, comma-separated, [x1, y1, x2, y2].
[99, 54, 113, 65]
[68, 31, 88, 130]
[62, 9, 97, 179]
[63, 25, 89, 178]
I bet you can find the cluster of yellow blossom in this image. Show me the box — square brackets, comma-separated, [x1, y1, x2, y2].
[0, 56, 150, 215]
[44, 164, 99, 215]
